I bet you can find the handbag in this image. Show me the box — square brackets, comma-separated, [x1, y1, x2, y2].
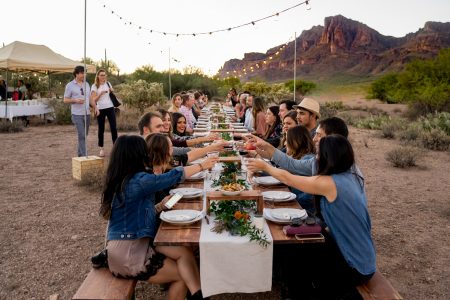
[107, 82, 121, 107]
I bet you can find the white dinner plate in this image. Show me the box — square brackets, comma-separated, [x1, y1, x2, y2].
[262, 191, 296, 202]
[253, 176, 282, 186]
[263, 208, 307, 224]
[233, 129, 248, 133]
[186, 171, 206, 181]
[169, 188, 203, 198]
[271, 208, 307, 221]
[160, 210, 203, 225]
[193, 132, 209, 137]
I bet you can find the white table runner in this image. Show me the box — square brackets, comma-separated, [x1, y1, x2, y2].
[199, 216, 273, 297]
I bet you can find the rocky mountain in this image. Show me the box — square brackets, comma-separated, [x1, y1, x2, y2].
[217, 15, 450, 81]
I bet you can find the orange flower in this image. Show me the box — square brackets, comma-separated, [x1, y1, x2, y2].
[234, 211, 242, 220]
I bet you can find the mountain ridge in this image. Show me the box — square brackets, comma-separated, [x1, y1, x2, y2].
[217, 15, 450, 81]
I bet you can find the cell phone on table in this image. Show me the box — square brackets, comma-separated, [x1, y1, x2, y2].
[294, 233, 324, 242]
[164, 193, 183, 209]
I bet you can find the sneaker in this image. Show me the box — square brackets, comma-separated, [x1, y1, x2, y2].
[99, 149, 105, 157]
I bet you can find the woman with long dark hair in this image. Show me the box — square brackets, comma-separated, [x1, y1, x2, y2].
[252, 96, 266, 136]
[101, 135, 215, 299]
[262, 105, 282, 147]
[278, 111, 298, 151]
[247, 135, 375, 298]
[90, 69, 118, 157]
[284, 125, 315, 214]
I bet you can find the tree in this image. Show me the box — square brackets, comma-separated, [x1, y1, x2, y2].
[117, 80, 166, 113]
[284, 80, 317, 95]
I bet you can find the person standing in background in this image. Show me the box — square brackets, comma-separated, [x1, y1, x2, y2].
[17, 80, 27, 100]
[90, 69, 118, 157]
[0, 80, 6, 100]
[64, 66, 91, 157]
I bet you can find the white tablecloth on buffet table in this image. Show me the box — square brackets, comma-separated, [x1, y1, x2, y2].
[0, 101, 54, 121]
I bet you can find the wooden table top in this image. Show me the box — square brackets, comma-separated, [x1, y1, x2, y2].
[154, 180, 324, 246]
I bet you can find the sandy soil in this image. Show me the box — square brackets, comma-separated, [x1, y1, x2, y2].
[0, 117, 449, 299]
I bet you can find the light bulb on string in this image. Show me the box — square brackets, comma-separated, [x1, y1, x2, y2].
[305, 1, 311, 11]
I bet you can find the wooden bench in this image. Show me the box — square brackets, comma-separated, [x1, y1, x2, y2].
[72, 268, 137, 300]
[357, 271, 402, 300]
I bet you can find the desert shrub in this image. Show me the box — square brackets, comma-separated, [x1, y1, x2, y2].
[385, 147, 420, 168]
[399, 125, 422, 142]
[338, 112, 357, 126]
[0, 120, 24, 133]
[117, 80, 166, 114]
[418, 112, 450, 135]
[368, 49, 450, 113]
[420, 128, 450, 151]
[354, 114, 390, 130]
[319, 101, 346, 119]
[380, 119, 406, 139]
[284, 80, 317, 95]
[105, 110, 139, 132]
[48, 98, 72, 125]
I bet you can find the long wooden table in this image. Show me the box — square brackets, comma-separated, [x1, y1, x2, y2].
[154, 180, 324, 246]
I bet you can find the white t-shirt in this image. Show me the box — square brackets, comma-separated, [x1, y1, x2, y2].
[91, 82, 114, 110]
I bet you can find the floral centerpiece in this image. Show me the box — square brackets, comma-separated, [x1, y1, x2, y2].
[210, 200, 270, 248]
[209, 162, 270, 248]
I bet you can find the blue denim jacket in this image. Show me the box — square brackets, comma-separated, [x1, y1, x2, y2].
[107, 167, 184, 241]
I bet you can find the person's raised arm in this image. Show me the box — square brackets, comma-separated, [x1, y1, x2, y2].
[186, 141, 226, 162]
[183, 157, 218, 178]
[247, 159, 335, 201]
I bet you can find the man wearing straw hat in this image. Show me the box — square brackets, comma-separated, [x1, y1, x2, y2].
[64, 66, 91, 157]
[293, 97, 321, 138]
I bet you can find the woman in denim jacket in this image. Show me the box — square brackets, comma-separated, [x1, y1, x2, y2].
[100, 135, 216, 300]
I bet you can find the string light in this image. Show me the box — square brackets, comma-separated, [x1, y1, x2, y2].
[222, 34, 295, 79]
[98, 0, 312, 38]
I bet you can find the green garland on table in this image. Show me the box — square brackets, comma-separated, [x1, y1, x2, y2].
[209, 200, 270, 248]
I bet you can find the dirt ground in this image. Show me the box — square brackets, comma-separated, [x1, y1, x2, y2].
[0, 108, 449, 299]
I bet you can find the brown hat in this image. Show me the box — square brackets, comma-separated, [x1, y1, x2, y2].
[293, 97, 321, 118]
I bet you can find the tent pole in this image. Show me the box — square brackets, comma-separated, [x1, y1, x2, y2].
[83, 0, 88, 157]
[4, 70, 7, 119]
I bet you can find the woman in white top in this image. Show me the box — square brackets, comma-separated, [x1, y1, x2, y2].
[90, 69, 118, 157]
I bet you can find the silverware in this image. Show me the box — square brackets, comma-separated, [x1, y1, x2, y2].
[204, 215, 210, 224]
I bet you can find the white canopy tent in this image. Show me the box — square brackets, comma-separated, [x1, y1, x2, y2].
[0, 41, 95, 73]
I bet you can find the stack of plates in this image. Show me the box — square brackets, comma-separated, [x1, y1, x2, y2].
[263, 208, 307, 224]
[160, 210, 203, 225]
[253, 176, 282, 186]
[261, 191, 296, 202]
[169, 188, 203, 199]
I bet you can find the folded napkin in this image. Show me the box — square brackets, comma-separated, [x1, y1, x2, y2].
[199, 217, 273, 297]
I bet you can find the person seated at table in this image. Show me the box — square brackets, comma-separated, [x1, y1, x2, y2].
[157, 109, 218, 148]
[278, 99, 297, 119]
[250, 117, 363, 180]
[278, 111, 298, 152]
[284, 125, 315, 214]
[101, 135, 213, 300]
[138, 111, 225, 163]
[145, 133, 217, 202]
[247, 135, 375, 299]
[262, 105, 282, 147]
[233, 93, 247, 122]
[171, 112, 218, 145]
[17, 80, 27, 100]
[252, 96, 266, 137]
[168, 93, 182, 113]
[180, 93, 197, 133]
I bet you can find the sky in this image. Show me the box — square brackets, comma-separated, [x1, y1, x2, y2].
[2, 0, 449, 75]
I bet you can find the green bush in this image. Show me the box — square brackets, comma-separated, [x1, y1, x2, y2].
[399, 125, 422, 142]
[284, 80, 317, 95]
[367, 49, 450, 113]
[108, 110, 139, 132]
[385, 147, 420, 168]
[420, 128, 450, 151]
[0, 120, 24, 133]
[354, 114, 390, 130]
[117, 80, 166, 114]
[380, 119, 406, 139]
[48, 98, 72, 125]
[418, 112, 450, 135]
